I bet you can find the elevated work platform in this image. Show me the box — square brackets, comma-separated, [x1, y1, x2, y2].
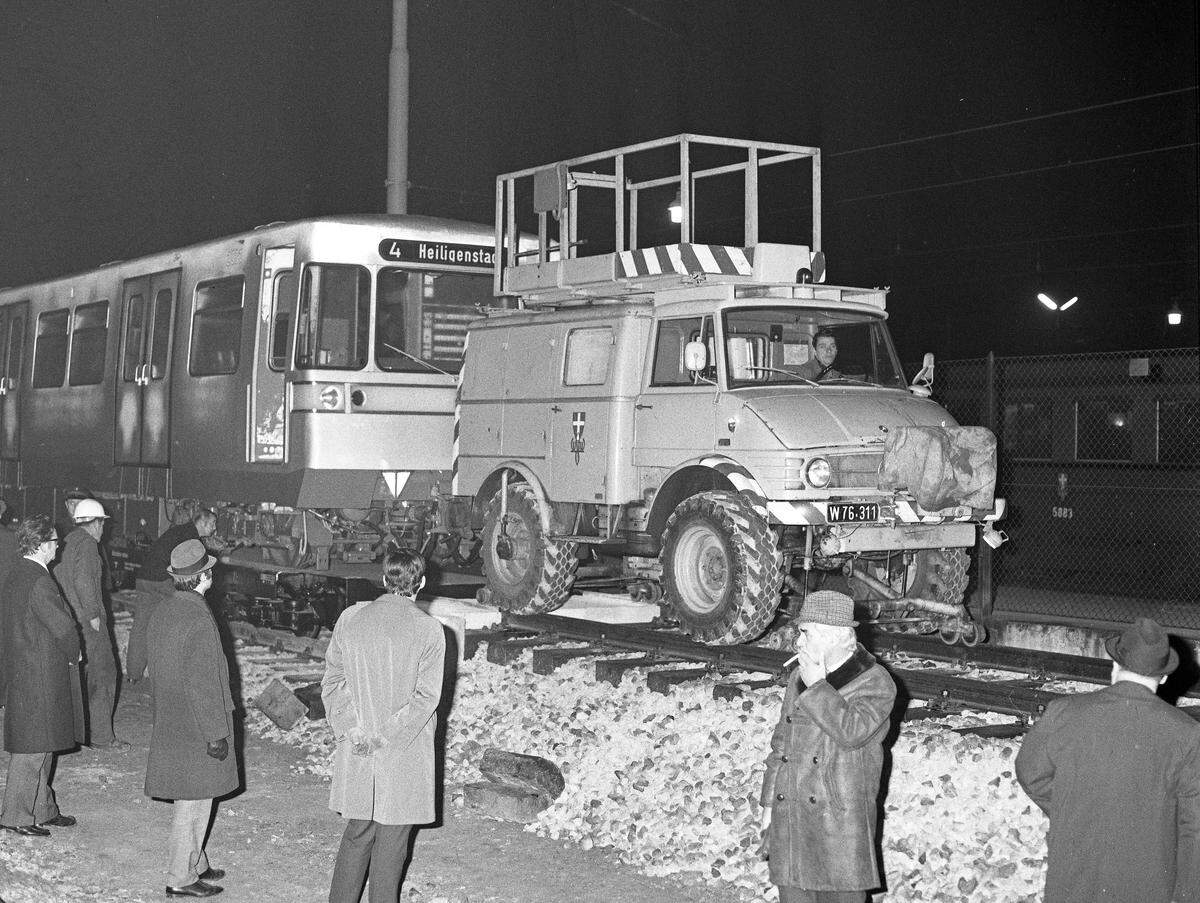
[494, 135, 827, 306]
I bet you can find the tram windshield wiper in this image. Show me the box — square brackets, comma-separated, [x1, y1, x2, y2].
[381, 342, 452, 377]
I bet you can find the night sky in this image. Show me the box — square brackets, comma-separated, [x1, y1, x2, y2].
[1, 0, 1196, 361]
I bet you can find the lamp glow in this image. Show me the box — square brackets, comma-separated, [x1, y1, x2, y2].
[1059, 296, 1078, 311]
[1037, 293, 1057, 310]
[1168, 303, 1183, 326]
[668, 189, 682, 224]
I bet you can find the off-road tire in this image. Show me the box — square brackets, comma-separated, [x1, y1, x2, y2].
[907, 548, 970, 607]
[481, 483, 578, 613]
[660, 490, 783, 645]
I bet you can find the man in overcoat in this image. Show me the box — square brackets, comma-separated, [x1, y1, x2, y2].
[145, 539, 237, 898]
[322, 548, 445, 903]
[759, 591, 897, 903]
[1, 514, 83, 836]
[1016, 617, 1199, 903]
[127, 507, 217, 684]
[55, 497, 124, 748]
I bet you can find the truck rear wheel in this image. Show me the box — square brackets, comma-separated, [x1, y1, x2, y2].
[481, 483, 578, 614]
[660, 490, 783, 645]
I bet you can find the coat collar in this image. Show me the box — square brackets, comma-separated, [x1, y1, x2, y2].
[1104, 679, 1160, 700]
[796, 644, 876, 692]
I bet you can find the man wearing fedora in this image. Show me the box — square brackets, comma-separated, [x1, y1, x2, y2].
[759, 590, 897, 903]
[144, 539, 237, 898]
[1016, 617, 1199, 903]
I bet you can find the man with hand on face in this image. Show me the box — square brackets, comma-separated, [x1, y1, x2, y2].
[145, 539, 237, 898]
[759, 591, 897, 903]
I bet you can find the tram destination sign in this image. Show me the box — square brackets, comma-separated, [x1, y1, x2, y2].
[378, 238, 494, 268]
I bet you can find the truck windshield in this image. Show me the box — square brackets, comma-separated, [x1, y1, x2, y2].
[722, 307, 905, 389]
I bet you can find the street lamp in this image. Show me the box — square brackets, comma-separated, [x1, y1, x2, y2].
[668, 189, 682, 224]
[1037, 292, 1077, 311]
[1167, 302, 1183, 326]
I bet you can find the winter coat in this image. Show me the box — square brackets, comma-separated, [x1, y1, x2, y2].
[54, 527, 116, 681]
[760, 646, 896, 891]
[0, 524, 18, 698]
[144, 589, 238, 801]
[2, 558, 84, 753]
[322, 594, 445, 825]
[1015, 680, 1200, 903]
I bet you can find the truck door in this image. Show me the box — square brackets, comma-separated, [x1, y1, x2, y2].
[0, 301, 28, 460]
[549, 324, 614, 502]
[633, 315, 719, 468]
[248, 247, 295, 462]
[115, 270, 180, 465]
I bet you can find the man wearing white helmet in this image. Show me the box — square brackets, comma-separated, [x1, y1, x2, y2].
[55, 498, 125, 749]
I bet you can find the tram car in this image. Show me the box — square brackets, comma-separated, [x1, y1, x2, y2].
[0, 215, 506, 633]
[934, 347, 1199, 636]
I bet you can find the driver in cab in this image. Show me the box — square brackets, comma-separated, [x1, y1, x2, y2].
[795, 328, 841, 381]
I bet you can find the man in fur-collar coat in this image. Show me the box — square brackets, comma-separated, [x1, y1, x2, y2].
[760, 591, 897, 903]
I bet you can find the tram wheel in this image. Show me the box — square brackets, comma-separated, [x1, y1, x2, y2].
[660, 490, 782, 645]
[480, 483, 578, 614]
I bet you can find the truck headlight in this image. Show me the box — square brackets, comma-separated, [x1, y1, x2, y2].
[784, 456, 805, 491]
[806, 457, 831, 488]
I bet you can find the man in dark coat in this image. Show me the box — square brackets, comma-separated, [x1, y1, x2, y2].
[145, 539, 237, 898]
[1016, 617, 1199, 903]
[54, 497, 124, 748]
[127, 507, 217, 684]
[1, 514, 83, 836]
[759, 591, 896, 903]
[0, 498, 19, 700]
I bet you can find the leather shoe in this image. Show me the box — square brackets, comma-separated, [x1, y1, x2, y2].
[165, 881, 222, 897]
[40, 814, 77, 828]
[3, 824, 51, 836]
[197, 868, 225, 881]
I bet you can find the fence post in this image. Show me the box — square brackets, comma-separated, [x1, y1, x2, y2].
[978, 351, 997, 624]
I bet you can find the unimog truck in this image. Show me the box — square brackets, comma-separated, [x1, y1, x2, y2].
[450, 135, 1005, 645]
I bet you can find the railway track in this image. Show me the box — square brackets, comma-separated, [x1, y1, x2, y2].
[224, 608, 1200, 728]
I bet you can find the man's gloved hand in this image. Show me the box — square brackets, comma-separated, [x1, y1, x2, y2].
[206, 738, 229, 761]
[758, 805, 772, 858]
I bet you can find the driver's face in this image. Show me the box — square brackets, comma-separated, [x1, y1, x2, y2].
[814, 336, 838, 367]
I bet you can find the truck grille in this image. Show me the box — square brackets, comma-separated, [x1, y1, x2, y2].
[828, 453, 884, 489]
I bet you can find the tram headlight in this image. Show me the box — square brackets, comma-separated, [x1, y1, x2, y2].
[320, 386, 343, 410]
[805, 457, 831, 488]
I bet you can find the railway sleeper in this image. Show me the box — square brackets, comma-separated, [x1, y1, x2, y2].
[464, 627, 533, 661]
[712, 677, 778, 701]
[594, 656, 667, 686]
[486, 635, 560, 666]
[531, 645, 609, 675]
[647, 666, 713, 695]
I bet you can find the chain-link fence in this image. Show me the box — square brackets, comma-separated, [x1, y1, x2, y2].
[929, 347, 1200, 634]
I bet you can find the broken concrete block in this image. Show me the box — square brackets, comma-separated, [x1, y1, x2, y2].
[463, 781, 548, 823]
[253, 678, 308, 729]
[478, 748, 564, 800]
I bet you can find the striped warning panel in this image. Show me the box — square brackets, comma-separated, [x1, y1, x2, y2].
[617, 244, 754, 279]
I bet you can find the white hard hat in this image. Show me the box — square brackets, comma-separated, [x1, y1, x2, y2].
[73, 498, 109, 521]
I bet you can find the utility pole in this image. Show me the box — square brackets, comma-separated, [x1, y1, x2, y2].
[386, 0, 409, 214]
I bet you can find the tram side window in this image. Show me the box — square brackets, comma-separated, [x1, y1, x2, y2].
[68, 301, 109, 386]
[563, 327, 612, 386]
[297, 264, 368, 370]
[190, 276, 245, 376]
[1158, 398, 1199, 464]
[269, 270, 296, 371]
[32, 309, 70, 388]
[375, 269, 491, 373]
[1076, 397, 1132, 462]
[1002, 401, 1053, 459]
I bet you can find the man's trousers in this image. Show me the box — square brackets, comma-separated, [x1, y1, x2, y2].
[82, 626, 118, 746]
[329, 819, 414, 903]
[166, 797, 214, 888]
[1, 752, 60, 827]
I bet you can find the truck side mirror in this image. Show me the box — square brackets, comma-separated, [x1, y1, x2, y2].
[909, 352, 935, 397]
[684, 340, 707, 372]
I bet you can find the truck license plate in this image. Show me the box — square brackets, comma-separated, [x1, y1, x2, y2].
[827, 502, 879, 523]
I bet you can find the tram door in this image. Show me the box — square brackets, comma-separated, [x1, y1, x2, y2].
[248, 247, 294, 462]
[0, 301, 28, 460]
[115, 270, 180, 465]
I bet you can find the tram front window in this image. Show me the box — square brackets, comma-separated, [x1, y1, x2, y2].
[375, 269, 491, 373]
[296, 264, 370, 370]
[721, 307, 905, 389]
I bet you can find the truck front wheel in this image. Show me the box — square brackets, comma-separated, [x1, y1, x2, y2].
[481, 483, 578, 614]
[661, 490, 783, 645]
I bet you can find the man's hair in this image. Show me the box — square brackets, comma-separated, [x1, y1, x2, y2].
[193, 509, 217, 530]
[16, 514, 54, 555]
[382, 548, 426, 595]
[813, 327, 837, 345]
[173, 569, 210, 592]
